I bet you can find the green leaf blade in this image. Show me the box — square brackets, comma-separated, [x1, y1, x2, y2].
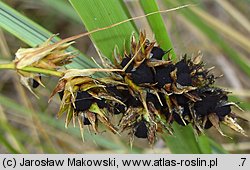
[140, 0, 176, 59]
[164, 124, 202, 153]
[0, 1, 96, 69]
[69, 0, 138, 60]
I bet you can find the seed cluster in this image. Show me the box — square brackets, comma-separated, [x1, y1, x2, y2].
[50, 32, 246, 144]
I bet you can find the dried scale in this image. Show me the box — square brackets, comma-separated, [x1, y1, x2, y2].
[14, 32, 247, 145]
[14, 35, 75, 97]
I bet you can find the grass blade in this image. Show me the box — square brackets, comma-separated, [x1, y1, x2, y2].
[41, 0, 82, 24]
[0, 134, 20, 153]
[139, 0, 176, 59]
[0, 1, 96, 69]
[215, 0, 250, 33]
[164, 124, 202, 153]
[167, 0, 250, 77]
[69, 0, 138, 60]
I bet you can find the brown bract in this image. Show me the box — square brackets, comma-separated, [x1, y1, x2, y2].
[14, 35, 76, 96]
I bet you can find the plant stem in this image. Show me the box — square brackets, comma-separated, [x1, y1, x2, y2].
[0, 63, 63, 77]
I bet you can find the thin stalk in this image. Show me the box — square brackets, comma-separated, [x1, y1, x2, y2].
[0, 63, 63, 77]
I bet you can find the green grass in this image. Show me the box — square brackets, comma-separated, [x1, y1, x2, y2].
[0, 0, 249, 153]
[0, 1, 95, 69]
[69, 0, 138, 61]
[140, 0, 176, 59]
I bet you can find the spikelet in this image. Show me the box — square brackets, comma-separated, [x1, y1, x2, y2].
[47, 31, 247, 144]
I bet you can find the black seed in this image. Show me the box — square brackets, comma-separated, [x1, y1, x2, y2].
[32, 79, 40, 88]
[83, 116, 91, 125]
[106, 86, 124, 99]
[221, 95, 228, 101]
[215, 105, 231, 120]
[146, 93, 164, 110]
[195, 71, 207, 78]
[175, 94, 189, 106]
[175, 60, 190, 75]
[131, 61, 154, 84]
[32, 75, 41, 88]
[126, 95, 142, 107]
[176, 73, 192, 86]
[96, 99, 107, 109]
[194, 95, 219, 116]
[121, 57, 134, 73]
[155, 64, 175, 88]
[113, 103, 125, 115]
[134, 120, 148, 138]
[150, 47, 165, 60]
[204, 120, 213, 129]
[58, 91, 64, 100]
[75, 91, 94, 111]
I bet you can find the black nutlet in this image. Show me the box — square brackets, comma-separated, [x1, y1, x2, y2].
[204, 120, 213, 129]
[176, 73, 192, 86]
[215, 105, 231, 120]
[175, 94, 189, 106]
[172, 106, 190, 126]
[96, 99, 107, 109]
[83, 116, 91, 125]
[75, 91, 94, 111]
[146, 93, 164, 110]
[150, 47, 165, 60]
[106, 86, 124, 99]
[131, 61, 154, 84]
[114, 103, 125, 115]
[58, 91, 64, 100]
[121, 57, 134, 73]
[126, 95, 142, 107]
[194, 95, 219, 116]
[32, 75, 41, 88]
[134, 120, 148, 138]
[176, 60, 190, 75]
[155, 64, 175, 88]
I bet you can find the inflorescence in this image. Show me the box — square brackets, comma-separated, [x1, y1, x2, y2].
[14, 32, 247, 145]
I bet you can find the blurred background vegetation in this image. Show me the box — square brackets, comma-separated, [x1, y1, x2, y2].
[0, 0, 249, 153]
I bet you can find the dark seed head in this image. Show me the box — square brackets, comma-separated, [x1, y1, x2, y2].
[194, 95, 219, 116]
[150, 47, 165, 60]
[215, 105, 231, 120]
[134, 120, 148, 138]
[113, 103, 125, 115]
[32, 79, 40, 88]
[173, 113, 186, 126]
[204, 120, 213, 129]
[83, 116, 91, 125]
[176, 73, 192, 86]
[121, 57, 134, 73]
[106, 86, 124, 100]
[32, 75, 41, 88]
[75, 91, 94, 111]
[58, 91, 64, 100]
[175, 94, 189, 106]
[155, 64, 175, 88]
[96, 99, 107, 109]
[126, 95, 142, 107]
[176, 60, 190, 75]
[131, 61, 154, 84]
[146, 93, 164, 110]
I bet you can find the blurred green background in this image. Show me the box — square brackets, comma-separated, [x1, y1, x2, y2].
[0, 0, 249, 153]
